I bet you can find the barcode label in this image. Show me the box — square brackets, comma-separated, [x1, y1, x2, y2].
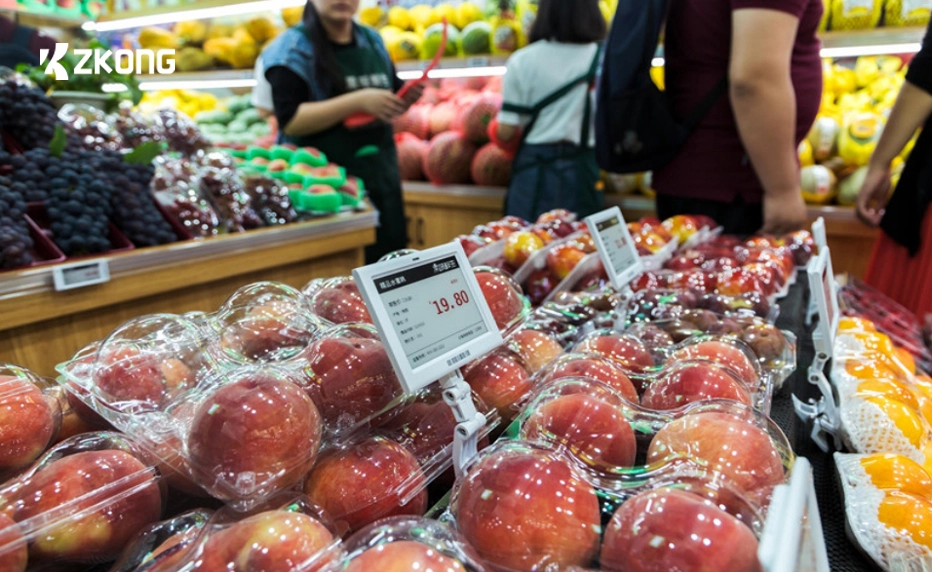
[447, 349, 471, 367]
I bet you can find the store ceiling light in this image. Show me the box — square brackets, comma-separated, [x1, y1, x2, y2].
[820, 42, 921, 58]
[397, 66, 507, 81]
[83, 0, 305, 32]
[135, 79, 259, 90]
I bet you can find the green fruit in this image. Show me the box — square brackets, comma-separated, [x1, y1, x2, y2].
[461, 21, 492, 55]
[837, 166, 869, 206]
[421, 23, 460, 59]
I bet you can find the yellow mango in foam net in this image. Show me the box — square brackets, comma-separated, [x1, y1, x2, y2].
[877, 492, 932, 552]
[857, 377, 932, 427]
[861, 454, 932, 500]
[839, 315, 878, 333]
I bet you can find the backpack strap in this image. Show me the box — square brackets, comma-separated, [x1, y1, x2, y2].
[682, 76, 728, 131]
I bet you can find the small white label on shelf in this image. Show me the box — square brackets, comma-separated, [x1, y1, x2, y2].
[807, 247, 840, 357]
[585, 206, 643, 290]
[353, 243, 503, 393]
[811, 217, 828, 252]
[52, 259, 110, 291]
[466, 57, 490, 67]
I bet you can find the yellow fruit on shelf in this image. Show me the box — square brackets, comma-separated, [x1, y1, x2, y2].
[409, 4, 433, 29]
[282, 6, 303, 27]
[388, 6, 413, 30]
[430, 4, 456, 26]
[490, 15, 525, 54]
[838, 112, 885, 167]
[359, 6, 387, 28]
[860, 394, 928, 448]
[175, 47, 213, 72]
[232, 27, 257, 45]
[207, 23, 234, 40]
[138, 27, 180, 50]
[831, 64, 858, 97]
[855, 56, 882, 88]
[203, 37, 237, 66]
[885, 0, 931, 27]
[231, 40, 259, 69]
[245, 16, 280, 44]
[861, 454, 932, 499]
[454, 2, 483, 29]
[830, 0, 883, 30]
[173, 20, 207, 45]
[799, 139, 815, 167]
[858, 378, 932, 425]
[387, 31, 422, 61]
[800, 164, 837, 205]
[840, 316, 878, 332]
[650, 65, 664, 91]
[877, 491, 932, 551]
[807, 115, 841, 162]
[380, 25, 404, 42]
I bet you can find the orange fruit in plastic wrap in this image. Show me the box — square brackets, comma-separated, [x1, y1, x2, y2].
[895, 347, 917, 375]
[861, 395, 928, 448]
[839, 316, 878, 332]
[846, 354, 913, 385]
[861, 454, 932, 499]
[915, 375, 932, 401]
[847, 332, 914, 375]
[857, 379, 932, 426]
[877, 491, 932, 551]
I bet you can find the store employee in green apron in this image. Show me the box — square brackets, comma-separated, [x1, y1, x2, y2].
[262, 0, 422, 263]
[492, 0, 605, 222]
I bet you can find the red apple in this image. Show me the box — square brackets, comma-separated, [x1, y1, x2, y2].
[547, 244, 587, 280]
[11, 449, 163, 562]
[524, 268, 559, 306]
[544, 356, 639, 403]
[666, 340, 759, 386]
[500, 215, 530, 227]
[575, 265, 610, 291]
[250, 157, 270, 166]
[301, 335, 403, 431]
[0, 376, 56, 475]
[187, 372, 322, 501]
[0, 513, 26, 572]
[308, 184, 338, 195]
[507, 328, 563, 373]
[196, 511, 335, 571]
[665, 251, 706, 271]
[463, 352, 532, 420]
[475, 270, 526, 330]
[715, 268, 764, 297]
[94, 345, 193, 408]
[600, 488, 761, 572]
[453, 446, 601, 570]
[266, 159, 289, 172]
[345, 541, 467, 572]
[503, 231, 545, 268]
[310, 278, 373, 324]
[575, 334, 654, 373]
[536, 209, 574, 224]
[632, 230, 669, 254]
[303, 437, 427, 534]
[641, 362, 752, 411]
[742, 262, 781, 296]
[456, 234, 489, 258]
[740, 324, 787, 362]
[647, 410, 785, 506]
[220, 301, 316, 363]
[522, 392, 637, 471]
[662, 215, 701, 243]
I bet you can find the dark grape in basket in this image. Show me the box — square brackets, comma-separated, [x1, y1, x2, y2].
[0, 174, 34, 268]
[243, 174, 296, 226]
[44, 151, 112, 256]
[0, 80, 59, 150]
[95, 151, 177, 247]
[198, 167, 263, 232]
[156, 109, 211, 156]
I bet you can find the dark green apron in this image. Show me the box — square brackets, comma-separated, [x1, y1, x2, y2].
[502, 48, 603, 221]
[292, 26, 407, 263]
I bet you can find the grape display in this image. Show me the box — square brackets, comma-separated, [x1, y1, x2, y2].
[41, 148, 112, 256]
[243, 174, 297, 226]
[198, 167, 263, 233]
[0, 174, 34, 268]
[0, 80, 60, 150]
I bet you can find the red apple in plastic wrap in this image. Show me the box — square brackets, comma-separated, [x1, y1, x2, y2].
[740, 323, 787, 362]
[303, 437, 427, 534]
[507, 328, 563, 373]
[647, 410, 785, 506]
[662, 215, 702, 243]
[547, 243, 587, 280]
[301, 336, 403, 431]
[311, 278, 373, 324]
[11, 449, 163, 562]
[665, 250, 706, 271]
[475, 269, 526, 330]
[463, 352, 532, 420]
[196, 511, 335, 571]
[545, 356, 639, 403]
[641, 362, 752, 411]
[575, 333, 654, 373]
[94, 346, 193, 407]
[524, 268, 558, 306]
[536, 209, 574, 224]
[456, 234, 490, 258]
[187, 372, 322, 501]
[715, 268, 764, 297]
[0, 513, 26, 572]
[600, 488, 761, 572]
[742, 262, 782, 296]
[666, 340, 758, 386]
[522, 392, 637, 471]
[503, 231, 545, 268]
[345, 540, 467, 572]
[0, 376, 56, 476]
[453, 446, 601, 571]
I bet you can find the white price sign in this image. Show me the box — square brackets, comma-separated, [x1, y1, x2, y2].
[353, 243, 504, 393]
[806, 247, 840, 357]
[585, 207, 643, 290]
[52, 259, 110, 291]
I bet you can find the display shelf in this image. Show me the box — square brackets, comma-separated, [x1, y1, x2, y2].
[0, 0, 87, 28]
[86, 0, 302, 31]
[0, 208, 377, 375]
[134, 68, 257, 91]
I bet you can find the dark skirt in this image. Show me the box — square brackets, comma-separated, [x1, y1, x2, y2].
[504, 142, 603, 222]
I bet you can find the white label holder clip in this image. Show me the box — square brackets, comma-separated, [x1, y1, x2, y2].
[353, 243, 504, 476]
[793, 246, 842, 452]
[584, 206, 643, 330]
[806, 217, 828, 326]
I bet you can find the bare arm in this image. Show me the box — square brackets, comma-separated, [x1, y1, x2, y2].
[283, 89, 407, 137]
[856, 81, 932, 225]
[730, 8, 807, 234]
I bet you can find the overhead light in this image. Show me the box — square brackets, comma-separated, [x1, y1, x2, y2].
[820, 42, 922, 58]
[137, 78, 258, 90]
[85, 0, 305, 32]
[101, 83, 128, 92]
[651, 57, 664, 67]
[397, 66, 507, 80]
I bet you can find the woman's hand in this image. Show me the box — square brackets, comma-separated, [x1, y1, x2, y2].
[355, 88, 407, 122]
[761, 190, 808, 235]
[856, 164, 892, 227]
[401, 82, 425, 108]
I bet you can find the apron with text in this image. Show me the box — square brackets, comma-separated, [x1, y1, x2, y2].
[292, 26, 406, 263]
[503, 48, 603, 221]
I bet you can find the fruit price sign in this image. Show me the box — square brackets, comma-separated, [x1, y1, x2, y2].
[354, 243, 503, 393]
[52, 259, 110, 291]
[585, 207, 643, 290]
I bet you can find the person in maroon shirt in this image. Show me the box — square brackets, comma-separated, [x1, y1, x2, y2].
[653, 0, 823, 235]
[0, 15, 58, 70]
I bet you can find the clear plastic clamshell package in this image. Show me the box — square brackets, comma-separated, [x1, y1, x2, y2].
[471, 266, 531, 333]
[624, 287, 776, 322]
[0, 364, 64, 481]
[333, 515, 486, 571]
[303, 276, 374, 326]
[110, 494, 342, 572]
[0, 431, 166, 570]
[836, 452, 932, 571]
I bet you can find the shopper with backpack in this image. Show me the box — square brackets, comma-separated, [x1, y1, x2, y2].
[595, 0, 822, 235]
[491, 0, 606, 222]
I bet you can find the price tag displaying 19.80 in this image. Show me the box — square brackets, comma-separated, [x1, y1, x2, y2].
[353, 243, 504, 393]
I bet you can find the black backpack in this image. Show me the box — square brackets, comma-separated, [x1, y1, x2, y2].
[0, 23, 39, 70]
[595, 0, 726, 174]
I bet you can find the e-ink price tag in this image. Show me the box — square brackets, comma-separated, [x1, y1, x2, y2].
[585, 207, 643, 290]
[806, 247, 840, 357]
[52, 259, 110, 291]
[353, 243, 504, 393]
